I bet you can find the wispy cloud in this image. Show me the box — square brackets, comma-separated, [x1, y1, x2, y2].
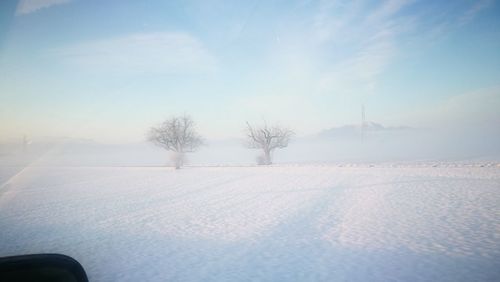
[310, 0, 412, 97]
[53, 32, 217, 75]
[459, 0, 494, 25]
[318, 28, 397, 97]
[366, 0, 414, 23]
[308, 0, 491, 99]
[16, 0, 71, 15]
[312, 0, 361, 43]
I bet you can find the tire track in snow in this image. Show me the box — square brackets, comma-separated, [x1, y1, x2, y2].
[0, 144, 66, 207]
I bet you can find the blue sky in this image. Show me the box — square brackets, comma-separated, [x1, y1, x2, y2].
[0, 0, 499, 142]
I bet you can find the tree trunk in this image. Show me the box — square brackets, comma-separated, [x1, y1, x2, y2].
[171, 152, 184, 169]
[264, 149, 272, 165]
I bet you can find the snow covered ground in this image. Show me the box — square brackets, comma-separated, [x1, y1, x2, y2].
[0, 164, 499, 281]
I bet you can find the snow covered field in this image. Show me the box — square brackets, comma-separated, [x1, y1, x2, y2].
[1, 164, 499, 281]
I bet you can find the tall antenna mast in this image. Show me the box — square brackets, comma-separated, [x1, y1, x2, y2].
[361, 104, 366, 143]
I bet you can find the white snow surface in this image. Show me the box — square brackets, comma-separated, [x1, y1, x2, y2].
[1, 164, 499, 281]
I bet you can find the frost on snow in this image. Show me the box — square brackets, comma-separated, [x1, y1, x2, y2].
[0, 165, 499, 281]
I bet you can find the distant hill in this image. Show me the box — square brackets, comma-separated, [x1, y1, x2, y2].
[317, 121, 413, 139]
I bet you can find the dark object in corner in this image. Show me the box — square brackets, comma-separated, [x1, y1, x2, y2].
[0, 254, 88, 282]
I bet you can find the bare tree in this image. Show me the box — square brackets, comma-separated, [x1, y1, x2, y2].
[148, 115, 203, 169]
[245, 121, 294, 165]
